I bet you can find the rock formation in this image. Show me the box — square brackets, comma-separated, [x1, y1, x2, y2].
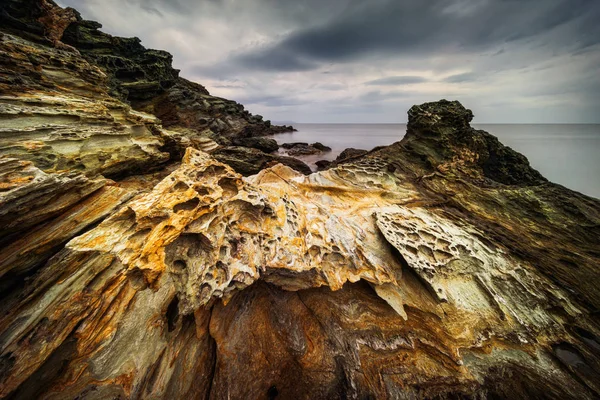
[281, 142, 332, 156]
[0, 0, 308, 176]
[1, 2, 600, 399]
[316, 147, 369, 171]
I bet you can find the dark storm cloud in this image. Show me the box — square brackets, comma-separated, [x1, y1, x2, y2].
[191, 53, 315, 80]
[228, 0, 599, 72]
[231, 50, 317, 72]
[365, 76, 428, 86]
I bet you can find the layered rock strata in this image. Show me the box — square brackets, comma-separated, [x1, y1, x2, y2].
[316, 147, 370, 171]
[0, 0, 307, 177]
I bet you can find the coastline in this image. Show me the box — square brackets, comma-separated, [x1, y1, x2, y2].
[274, 123, 600, 198]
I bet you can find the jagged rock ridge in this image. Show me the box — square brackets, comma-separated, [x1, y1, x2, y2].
[1, 2, 600, 400]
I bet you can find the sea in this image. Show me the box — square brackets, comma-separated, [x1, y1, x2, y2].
[274, 124, 600, 199]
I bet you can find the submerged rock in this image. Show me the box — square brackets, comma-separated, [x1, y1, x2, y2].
[1, 3, 600, 399]
[315, 159, 332, 171]
[312, 141, 332, 151]
[281, 142, 333, 156]
[231, 136, 279, 153]
[212, 146, 312, 176]
[337, 147, 369, 161]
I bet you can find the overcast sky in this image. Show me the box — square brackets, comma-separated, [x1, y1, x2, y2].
[56, 0, 600, 123]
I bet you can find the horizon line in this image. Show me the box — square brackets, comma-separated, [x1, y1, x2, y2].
[278, 122, 600, 125]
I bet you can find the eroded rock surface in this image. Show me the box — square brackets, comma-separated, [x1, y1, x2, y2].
[212, 146, 312, 176]
[1, 2, 600, 399]
[316, 147, 370, 171]
[2, 99, 600, 398]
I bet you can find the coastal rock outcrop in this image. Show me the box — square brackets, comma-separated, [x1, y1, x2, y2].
[212, 146, 312, 176]
[281, 142, 332, 156]
[231, 136, 279, 153]
[0, 30, 172, 177]
[337, 147, 369, 161]
[403, 100, 547, 185]
[315, 147, 369, 171]
[1, 97, 599, 399]
[1, 2, 600, 399]
[0, 0, 299, 176]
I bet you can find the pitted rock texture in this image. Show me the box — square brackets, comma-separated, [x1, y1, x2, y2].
[66, 149, 404, 315]
[375, 206, 581, 328]
[1, 126, 599, 398]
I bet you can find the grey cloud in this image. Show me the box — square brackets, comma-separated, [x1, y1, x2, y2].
[317, 83, 347, 91]
[140, 5, 164, 17]
[359, 90, 414, 103]
[122, 0, 195, 13]
[365, 76, 428, 86]
[443, 72, 479, 83]
[212, 84, 245, 89]
[221, 0, 599, 72]
[232, 49, 317, 72]
[526, 73, 600, 98]
[234, 94, 309, 107]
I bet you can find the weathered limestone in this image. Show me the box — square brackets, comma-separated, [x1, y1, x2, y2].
[63, 149, 405, 314]
[0, 32, 169, 178]
[0, 0, 305, 178]
[0, 157, 104, 239]
[1, 117, 599, 397]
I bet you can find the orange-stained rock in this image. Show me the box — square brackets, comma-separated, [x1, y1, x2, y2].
[1, 134, 598, 398]
[37, 0, 78, 49]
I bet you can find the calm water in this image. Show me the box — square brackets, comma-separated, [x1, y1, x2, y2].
[274, 123, 600, 199]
